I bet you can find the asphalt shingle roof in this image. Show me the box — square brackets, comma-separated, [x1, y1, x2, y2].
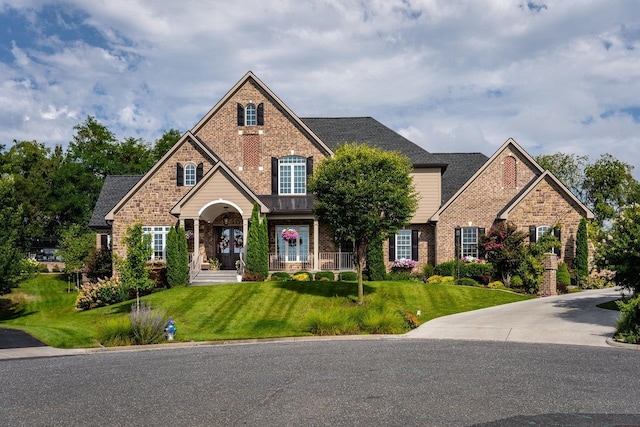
[301, 117, 445, 166]
[435, 153, 488, 204]
[89, 175, 142, 229]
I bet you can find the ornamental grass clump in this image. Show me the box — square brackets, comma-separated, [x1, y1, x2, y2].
[129, 302, 167, 345]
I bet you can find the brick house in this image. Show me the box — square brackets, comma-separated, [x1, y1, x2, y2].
[89, 71, 593, 279]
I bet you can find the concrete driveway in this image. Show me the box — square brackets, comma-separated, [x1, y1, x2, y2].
[406, 287, 623, 347]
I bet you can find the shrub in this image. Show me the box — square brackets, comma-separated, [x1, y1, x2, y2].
[242, 271, 264, 282]
[361, 308, 405, 334]
[292, 271, 313, 281]
[427, 275, 443, 284]
[574, 218, 589, 282]
[37, 263, 49, 273]
[455, 277, 481, 287]
[510, 275, 523, 287]
[365, 237, 387, 281]
[96, 317, 133, 347]
[86, 248, 112, 282]
[339, 271, 358, 281]
[487, 281, 506, 289]
[315, 271, 335, 281]
[615, 296, 640, 344]
[305, 308, 359, 335]
[422, 264, 435, 279]
[556, 262, 571, 286]
[435, 260, 457, 277]
[402, 312, 420, 329]
[129, 302, 166, 345]
[386, 271, 414, 281]
[52, 264, 61, 273]
[580, 275, 610, 289]
[269, 271, 291, 281]
[75, 278, 127, 310]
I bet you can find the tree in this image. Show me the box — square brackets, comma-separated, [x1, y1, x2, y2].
[167, 226, 189, 287]
[176, 226, 190, 284]
[0, 175, 26, 295]
[118, 223, 153, 308]
[308, 143, 418, 304]
[152, 129, 182, 161]
[535, 152, 588, 201]
[57, 224, 96, 291]
[583, 154, 640, 226]
[365, 236, 386, 281]
[595, 204, 640, 295]
[480, 222, 527, 286]
[245, 203, 268, 279]
[574, 218, 589, 283]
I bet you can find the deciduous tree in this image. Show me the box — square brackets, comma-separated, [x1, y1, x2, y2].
[308, 143, 418, 304]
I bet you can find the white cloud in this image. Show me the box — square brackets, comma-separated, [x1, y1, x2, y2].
[0, 0, 639, 176]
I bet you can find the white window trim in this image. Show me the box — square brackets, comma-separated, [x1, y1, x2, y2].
[278, 156, 307, 195]
[536, 225, 551, 240]
[276, 225, 309, 263]
[245, 103, 257, 126]
[184, 163, 196, 186]
[395, 230, 412, 260]
[462, 227, 479, 258]
[142, 226, 171, 261]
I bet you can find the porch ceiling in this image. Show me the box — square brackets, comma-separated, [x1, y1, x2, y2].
[199, 203, 239, 223]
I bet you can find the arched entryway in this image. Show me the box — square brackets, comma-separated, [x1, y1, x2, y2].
[197, 201, 247, 270]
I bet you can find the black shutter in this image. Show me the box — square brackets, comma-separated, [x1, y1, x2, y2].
[306, 156, 313, 177]
[529, 225, 537, 243]
[257, 103, 264, 125]
[553, 228, 562, 256]
[196, 163, 204, 183]
[411, 229, 419, 261]
[100, 234, 108, 249]
[389, 234, 396, 261]
[454, 227, 461, 258]
[271, 157, 278, 195]
[478, 227, 485, 237]
[177, 163, 184, 186]
[237, 103, 244, 126]
[478, 227, 486, 258]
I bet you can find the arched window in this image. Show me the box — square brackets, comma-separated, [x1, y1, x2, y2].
[278, 156, 306, 194]
[185, 163, 196, 186]
[245, 103, 257, 126]
[503, 155, 516, 188]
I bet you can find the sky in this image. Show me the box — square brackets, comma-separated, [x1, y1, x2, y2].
[1, 1, 640, 175]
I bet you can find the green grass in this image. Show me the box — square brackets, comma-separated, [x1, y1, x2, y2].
[0, 274, 533, 348]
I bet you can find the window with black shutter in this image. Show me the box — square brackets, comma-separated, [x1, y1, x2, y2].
[411, 229, 419, 261]
[237, 103, 244, 126]
[257, 103, 264, 125]
[388, 233, 396, 261]
[177, 163, 184, 186]
[196, 163, 204, 183]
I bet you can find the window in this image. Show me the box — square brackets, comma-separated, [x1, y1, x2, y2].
[245, 103, 257, 126]
[142, 226, 171, 260]
[276, 225, 309, 262]
[531, 225, 561, 256]
[462, 227, 478, 258]
[279, 156, 307, 194]
[184, 163, 196, 186]
[395, 230, 412, 259]
[536, 225, 551, 240]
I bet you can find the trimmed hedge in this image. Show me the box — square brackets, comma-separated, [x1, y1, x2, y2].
[292, 271, 313, 281]
[315, 271, 335, 281]
[339, 271, 358, 281]
[269, 271, 291, 281]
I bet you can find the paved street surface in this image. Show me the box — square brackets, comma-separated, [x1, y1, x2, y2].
[1, 340, 639, 426]
[407, 288, 622, 347]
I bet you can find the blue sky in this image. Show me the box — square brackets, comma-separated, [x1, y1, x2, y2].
[1, 1, 640, 175]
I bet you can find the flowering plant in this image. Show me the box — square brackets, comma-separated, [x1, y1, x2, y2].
[185, 230, 194, 240]
[281, 228, 298, 241]
[392, 258, 417, 269]
[461, 256, 484, 264]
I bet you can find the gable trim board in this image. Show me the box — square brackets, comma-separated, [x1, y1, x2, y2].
[191, 71, 333, 157]
[105, 131, 218, 221]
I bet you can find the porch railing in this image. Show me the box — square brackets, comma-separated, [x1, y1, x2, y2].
[268, 252, 354, 272]
[189, 253, 201, 283]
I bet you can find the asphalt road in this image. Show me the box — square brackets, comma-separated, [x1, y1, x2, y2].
[1, 339, 639, 426]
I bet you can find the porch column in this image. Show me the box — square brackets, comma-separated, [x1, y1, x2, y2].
[243, 217, 249, 253]
[193, 219, 200, 262]
[314, 220, 319, 271]
[179, 218, 185, 229]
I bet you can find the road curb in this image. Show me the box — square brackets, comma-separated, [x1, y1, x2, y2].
[606, 337, 640, 350]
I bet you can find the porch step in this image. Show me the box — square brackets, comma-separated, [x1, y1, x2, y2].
[190, 270, 239, 286]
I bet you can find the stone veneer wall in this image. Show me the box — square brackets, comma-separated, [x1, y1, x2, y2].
[111, 140, 213, 261]
[435, 145, 539, 264]
[194, 78, 330, 195]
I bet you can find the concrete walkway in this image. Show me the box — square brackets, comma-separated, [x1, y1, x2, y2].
[406, 287, 623, 347]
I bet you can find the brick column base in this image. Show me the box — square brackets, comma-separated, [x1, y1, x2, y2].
[539, 253, 558, 296]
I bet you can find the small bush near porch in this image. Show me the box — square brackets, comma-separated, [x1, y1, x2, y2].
[1, 274, 532, 347]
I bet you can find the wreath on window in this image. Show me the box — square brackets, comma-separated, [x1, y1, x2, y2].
[218, 235, 229, 251]
[234, 235, 243, 248]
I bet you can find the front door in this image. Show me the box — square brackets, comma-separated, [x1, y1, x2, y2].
[217, 227, 243, 270]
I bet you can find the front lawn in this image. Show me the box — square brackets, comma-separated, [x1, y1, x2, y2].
[0, 274, 533, 348]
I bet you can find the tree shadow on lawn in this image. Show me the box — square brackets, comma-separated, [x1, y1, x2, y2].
[0, 298, 35, 321]
[275, 281, 376, 299]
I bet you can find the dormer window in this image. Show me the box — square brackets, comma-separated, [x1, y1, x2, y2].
[237, 103, 264, 126]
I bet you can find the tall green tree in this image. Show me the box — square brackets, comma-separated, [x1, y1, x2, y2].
[177, 226, 190, 284]
[152, 129, 182, 161]
[308, 143, 418, 304]
[57, 224, 95, 291]
[583, 154, 640, 226]
[167, 226, 189, 287]
[118, 223, 153, 307]
[574, 218, 589, 283]
[535, 152, 588, 201]
[0, 174, 26, 295]
[245, 203, 268, 279]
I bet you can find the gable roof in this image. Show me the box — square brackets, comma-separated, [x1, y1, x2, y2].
[191, 71, 333, 156]
[301, 117, 447, 167]
[435, 153, 489, 204]
[170, 159, 268, 216]
[105, 131, 217, 221]
[498, 170, 595, 220]
[89, 175, 142, 229]
[429, 138, 545, 222]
